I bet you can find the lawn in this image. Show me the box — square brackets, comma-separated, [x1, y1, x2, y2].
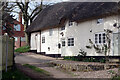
[2, 68, 31, 80]
[15, 45, 30, 53]
[23, 64, 51, 76]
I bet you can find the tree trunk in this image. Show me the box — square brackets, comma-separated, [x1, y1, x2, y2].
[24, 20, 30, 46]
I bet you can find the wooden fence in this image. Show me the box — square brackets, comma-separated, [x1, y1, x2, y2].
[0, 35, 14, 71]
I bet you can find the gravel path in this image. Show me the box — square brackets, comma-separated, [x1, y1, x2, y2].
[15, 52, 119, 79]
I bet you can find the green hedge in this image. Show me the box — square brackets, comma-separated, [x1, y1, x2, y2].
[64, 56, 105, 63]
[15, 46, 30, 53]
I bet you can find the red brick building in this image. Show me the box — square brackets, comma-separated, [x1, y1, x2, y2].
[2, 12, 26, 49]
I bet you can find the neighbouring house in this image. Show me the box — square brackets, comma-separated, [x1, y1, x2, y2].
[2, 12, 26, 49]
[26, 2, 120, 57]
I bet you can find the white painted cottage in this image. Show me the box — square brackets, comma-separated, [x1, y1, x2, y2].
[26, 2, 120, 57]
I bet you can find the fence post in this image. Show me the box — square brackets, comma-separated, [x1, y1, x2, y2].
[5, 34, 8, 72]
[12, 37, 15, 70]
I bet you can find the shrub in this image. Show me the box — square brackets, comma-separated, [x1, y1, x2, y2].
[15, 45, 30, 53]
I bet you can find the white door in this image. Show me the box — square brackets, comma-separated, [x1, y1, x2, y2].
[113, 33, 119, 56]
[61, 38, 66, 56]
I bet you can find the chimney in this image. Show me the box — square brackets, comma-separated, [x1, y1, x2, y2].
[19, 11, 22, 23]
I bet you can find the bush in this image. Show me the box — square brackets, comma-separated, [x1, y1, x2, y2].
[15, 45, 30, 53]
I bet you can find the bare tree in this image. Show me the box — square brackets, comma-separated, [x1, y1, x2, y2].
[5, 0, 43, 45]
[1, 2, 15, 36]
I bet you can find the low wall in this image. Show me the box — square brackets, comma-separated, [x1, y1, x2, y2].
[50, 61, 119, 72]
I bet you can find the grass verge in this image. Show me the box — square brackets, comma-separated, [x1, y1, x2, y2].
[23, 64, 51, 76]
[2, 69, 31, 80]
[15, 45, 30, 53]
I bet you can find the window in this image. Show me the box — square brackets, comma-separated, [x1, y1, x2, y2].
[49, 28, 53, 36]
[68, 38, 74, 46]
[61, 26, 65, 30]
[62, 39, 65, 47]
[14, 37, 18, 41]
[68, 21, 73, 26]
[21, 37, 26, 41]
[42, 36, 45, 43]
[2, 25, 6, 30]
[14, 24, 21, 31]
[95, 32, 106, 44]
[97, 18, 103, 24]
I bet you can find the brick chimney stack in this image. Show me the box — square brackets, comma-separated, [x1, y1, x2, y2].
[19, 11, 22, 23]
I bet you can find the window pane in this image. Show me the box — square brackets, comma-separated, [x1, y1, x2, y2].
[95, 34, 98, 37]
[68, 44, 70, 46]
[103, 40, 105, 43]
[103, 33, 105, 36]
[95, 41, 98, 44]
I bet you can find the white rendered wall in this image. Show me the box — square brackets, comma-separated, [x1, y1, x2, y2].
[60, 15, 119, 56]
[31, 15, 119, 56]
[30, 32, 40, 53]
[41, 28, 60, 54]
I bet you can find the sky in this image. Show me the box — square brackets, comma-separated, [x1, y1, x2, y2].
[9, 0, 119, 24]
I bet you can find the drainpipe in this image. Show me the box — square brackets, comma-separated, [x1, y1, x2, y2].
[20, 37, 21, 47]
[40, 31, 41, 52]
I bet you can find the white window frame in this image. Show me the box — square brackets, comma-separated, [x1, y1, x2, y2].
[68, 37, 74, 46]
[42, 36, 45, 43]
[94, 32, 106, 45]
[61, 38, 65, 47]
[97, 18, 103, 24]
[68, 21, 73, 27]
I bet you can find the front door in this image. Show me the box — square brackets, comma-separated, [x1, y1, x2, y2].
[61, 38, 66, 56]
[113, 33, 119, 56]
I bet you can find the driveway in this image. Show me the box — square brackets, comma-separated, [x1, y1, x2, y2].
[15, 52, 72, 78]
[15, 52, 119, 79]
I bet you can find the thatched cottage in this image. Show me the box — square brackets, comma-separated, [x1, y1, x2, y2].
[26, 2, 120, 57]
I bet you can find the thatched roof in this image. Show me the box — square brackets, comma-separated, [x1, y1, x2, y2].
[26, 2, 119, 33]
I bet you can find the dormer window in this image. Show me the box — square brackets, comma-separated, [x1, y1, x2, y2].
[14, 24, 21, 31]
[68, 21, 73, 26]
[97, 18, 103, 24]
[61, 26, 65, 30]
